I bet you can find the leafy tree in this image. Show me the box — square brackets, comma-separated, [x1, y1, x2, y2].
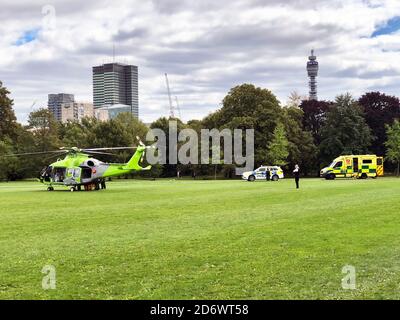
[59, 118, 98, 148]
[0, 81, 19, 141]
[24, 108, 61, 173]
[267, 122, 289, 166]
[287, 91, 304, 108]
[319, 94, 372, 165]
[206, 84, 283, 166]
[150, 117, 186, 177]
[0, 140, 20, 180]
[28, 108, 60, 152]
[282, 106, 317, 175]
[385, 120, 400, 176]
[358, 92, 400, 156]
[299, 99, 333, 145]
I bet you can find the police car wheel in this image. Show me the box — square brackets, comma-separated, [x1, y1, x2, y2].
[248, 175, 255, 182]
[70, 187, 75, 192]
[47, 187, 54, 191]
[272, 175, 279, 181]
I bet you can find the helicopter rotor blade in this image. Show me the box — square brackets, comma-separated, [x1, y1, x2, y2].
[0, 150, 67, 158]
[84, 151, 117, 156]
[82, 147, 138, 151]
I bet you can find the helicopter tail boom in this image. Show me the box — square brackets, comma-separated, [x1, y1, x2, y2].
[124, 146, 151, 171]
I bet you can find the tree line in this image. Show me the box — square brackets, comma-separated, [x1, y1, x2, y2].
[1, 80, 400, 180]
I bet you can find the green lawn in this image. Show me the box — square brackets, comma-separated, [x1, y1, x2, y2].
[1, 177, 400, 299]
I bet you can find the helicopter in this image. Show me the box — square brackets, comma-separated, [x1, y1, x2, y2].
[4, 138, 152, 192]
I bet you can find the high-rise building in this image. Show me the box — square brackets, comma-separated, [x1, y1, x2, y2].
[92, 63, 139, 118]
[48, 93, 75, 121]
[307, 49, 319, 100]
[48, 94, 95, 123]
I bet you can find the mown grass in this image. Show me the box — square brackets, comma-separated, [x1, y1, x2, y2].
[1, 177, 400, 299]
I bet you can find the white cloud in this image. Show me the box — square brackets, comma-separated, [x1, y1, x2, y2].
[1, 0, 400, 124]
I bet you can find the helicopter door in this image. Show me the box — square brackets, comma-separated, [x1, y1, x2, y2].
[82, 167, 92, 179]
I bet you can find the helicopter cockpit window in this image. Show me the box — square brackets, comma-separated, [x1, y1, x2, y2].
[41, 166, 52, 182]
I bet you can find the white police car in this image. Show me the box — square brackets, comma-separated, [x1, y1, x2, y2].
[242, 166, 284, 182]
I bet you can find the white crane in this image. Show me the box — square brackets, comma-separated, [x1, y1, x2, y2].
[165, 73, 175, 118]
[175, 96, 182, 119]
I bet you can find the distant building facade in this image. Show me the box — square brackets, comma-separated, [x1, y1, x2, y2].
[48, 93, 95, 123]
[48, 93, 75, 122]
[94, 104, 131, 120]
[60, 102, 94, 123]
[94, 107, 110, 122]
[92, 63, 139, 118]
[307, 49, 319, 100]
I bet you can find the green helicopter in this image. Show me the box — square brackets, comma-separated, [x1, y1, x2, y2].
[6, 139, 152, 192]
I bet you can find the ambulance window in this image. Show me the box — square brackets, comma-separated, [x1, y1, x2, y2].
[377, 158, 383, 165]
[363, 159, 372, 164]
[334, 161, 343, 168]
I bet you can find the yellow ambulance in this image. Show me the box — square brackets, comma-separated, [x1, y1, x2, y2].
[320, 155, 384, 180]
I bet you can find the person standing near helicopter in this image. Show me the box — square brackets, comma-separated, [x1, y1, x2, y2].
[293, 164, 300, 189]
[265, 168, 271, 181]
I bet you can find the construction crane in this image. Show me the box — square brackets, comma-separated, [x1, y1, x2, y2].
[30, 100, 37, 110]
[175, 96, 182, 119]
[165, 73, 175, 118]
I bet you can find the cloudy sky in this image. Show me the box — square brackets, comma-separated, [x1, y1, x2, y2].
[1, 0, 400, 123]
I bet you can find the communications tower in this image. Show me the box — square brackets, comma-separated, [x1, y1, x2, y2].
[307, 49, 319, 100]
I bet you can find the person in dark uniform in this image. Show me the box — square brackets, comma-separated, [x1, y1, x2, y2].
[293, 164, 300, 189]
[266, 168, 271, 181]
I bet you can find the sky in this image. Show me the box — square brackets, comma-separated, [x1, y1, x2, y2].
[1, 0, 400, 124]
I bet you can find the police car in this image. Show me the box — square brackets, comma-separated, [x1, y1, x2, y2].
[242, 166, 284, 182]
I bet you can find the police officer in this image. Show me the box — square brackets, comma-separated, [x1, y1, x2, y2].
[293, 164, 300, 189]
[266, 168, 271, 181]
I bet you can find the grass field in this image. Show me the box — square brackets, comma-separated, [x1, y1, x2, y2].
[1, 177, 400, 300]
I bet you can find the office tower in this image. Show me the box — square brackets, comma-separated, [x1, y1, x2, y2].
[92, 63, 139, 118]
[48, 93, 75, 122]
[48, 94, 94, 123]
[307, 49, 319, 100]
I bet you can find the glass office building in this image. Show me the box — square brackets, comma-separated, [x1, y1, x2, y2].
[92, 63, 139, 118]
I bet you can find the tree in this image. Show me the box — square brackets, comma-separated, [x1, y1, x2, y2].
[22, 108, 61, 174]
[385, 120, 400, 176]
[358, 92, 400, 156]
[299, 99, 333, 145]
[150, 117, 186, 177]
[0, 81, 19, 141]
[0, 140, 20, 180]
[282, 106, 318, 175]
[28, 108, 60, 152]
[287, 91, 304, 108]
[267, 122, 289, 166]
[319, 93, 372, 165]
[207, 84, 283, 166]
[59, 118, 98, 148]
